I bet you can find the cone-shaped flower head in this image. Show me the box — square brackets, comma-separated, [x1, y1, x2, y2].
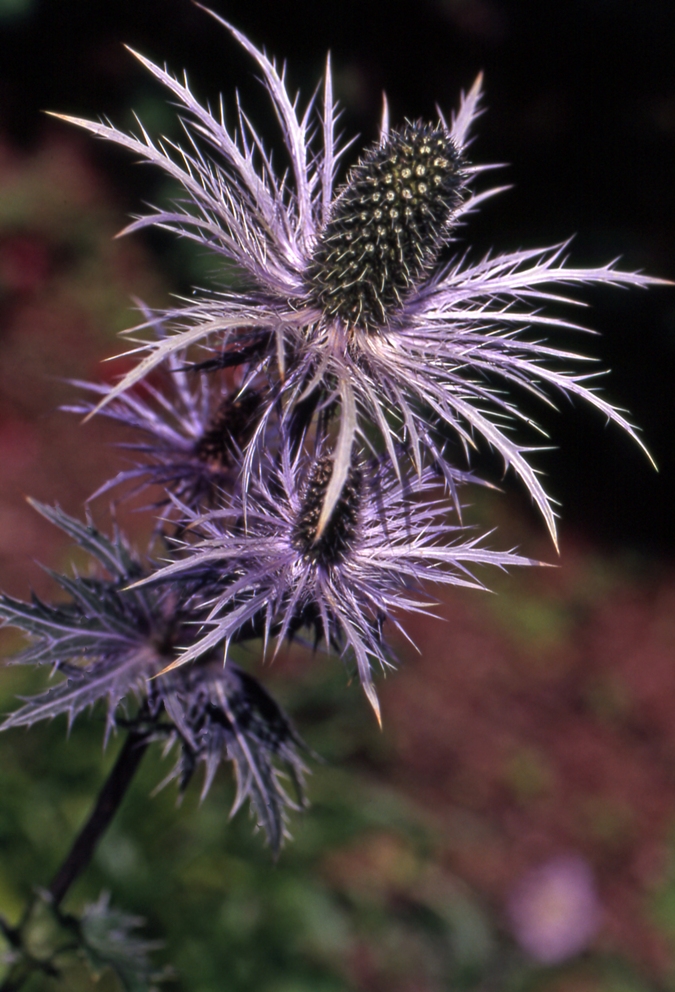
[54, 8, 664, 545]
[307, 121, 467, 329]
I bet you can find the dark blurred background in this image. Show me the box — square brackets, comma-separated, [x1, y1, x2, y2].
[1, 0, 673, 554]
[2, 3, 675, 992]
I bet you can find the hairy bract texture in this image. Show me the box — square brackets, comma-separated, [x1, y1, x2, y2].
[53, 8, 661, 544]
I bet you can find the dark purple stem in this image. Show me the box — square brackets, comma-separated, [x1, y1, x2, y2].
[49, 727, 149, 907]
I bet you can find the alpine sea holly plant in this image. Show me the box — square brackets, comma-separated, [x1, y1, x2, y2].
[0, 7, 665, 989]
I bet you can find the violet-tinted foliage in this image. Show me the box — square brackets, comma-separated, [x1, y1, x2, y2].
[1, 890, 167, 992]
[65, 328, 266, 517]
[0, 503, 307, 851]
[0, 9, 663, 847]
[77, 891, 166, 990]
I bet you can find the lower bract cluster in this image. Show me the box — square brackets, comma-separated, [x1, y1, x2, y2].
[0, 502, 308, 851]
[128, 433, 533, 722]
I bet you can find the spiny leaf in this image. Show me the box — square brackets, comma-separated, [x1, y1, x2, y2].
[79, 892, 167, 992]
[27, 499, 141, 580]
[0, 649, 153, 732]
[156, 663, 309, 853]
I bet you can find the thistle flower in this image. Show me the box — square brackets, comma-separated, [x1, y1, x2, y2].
[52, 8, 663, 544]
[0, 502, 307, 851]
[131, 440, 536, 721]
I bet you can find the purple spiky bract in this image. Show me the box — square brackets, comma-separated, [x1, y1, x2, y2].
[0, 503, 307, 851]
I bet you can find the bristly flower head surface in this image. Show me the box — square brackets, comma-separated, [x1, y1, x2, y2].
[307, 121, 467, 329]
[52, 7, 663, 546]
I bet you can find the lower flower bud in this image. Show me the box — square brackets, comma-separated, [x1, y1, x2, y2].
[292, 455, 362, 566]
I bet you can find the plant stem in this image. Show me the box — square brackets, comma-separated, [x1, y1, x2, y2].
[49, 727, 150, 907]
[0, 727, 150, 991]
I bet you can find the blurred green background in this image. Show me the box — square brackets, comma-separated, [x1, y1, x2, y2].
[1, 2, 675, 990]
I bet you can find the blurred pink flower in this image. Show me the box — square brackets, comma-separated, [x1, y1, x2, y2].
[507, 855, 601, 964]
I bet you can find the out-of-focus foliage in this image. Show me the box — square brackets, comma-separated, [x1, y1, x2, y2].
[4, 611, 675, 992]
[0, 132, 166, 601]
[0, 890, 166, 992]
[0, 651, 493, 992]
